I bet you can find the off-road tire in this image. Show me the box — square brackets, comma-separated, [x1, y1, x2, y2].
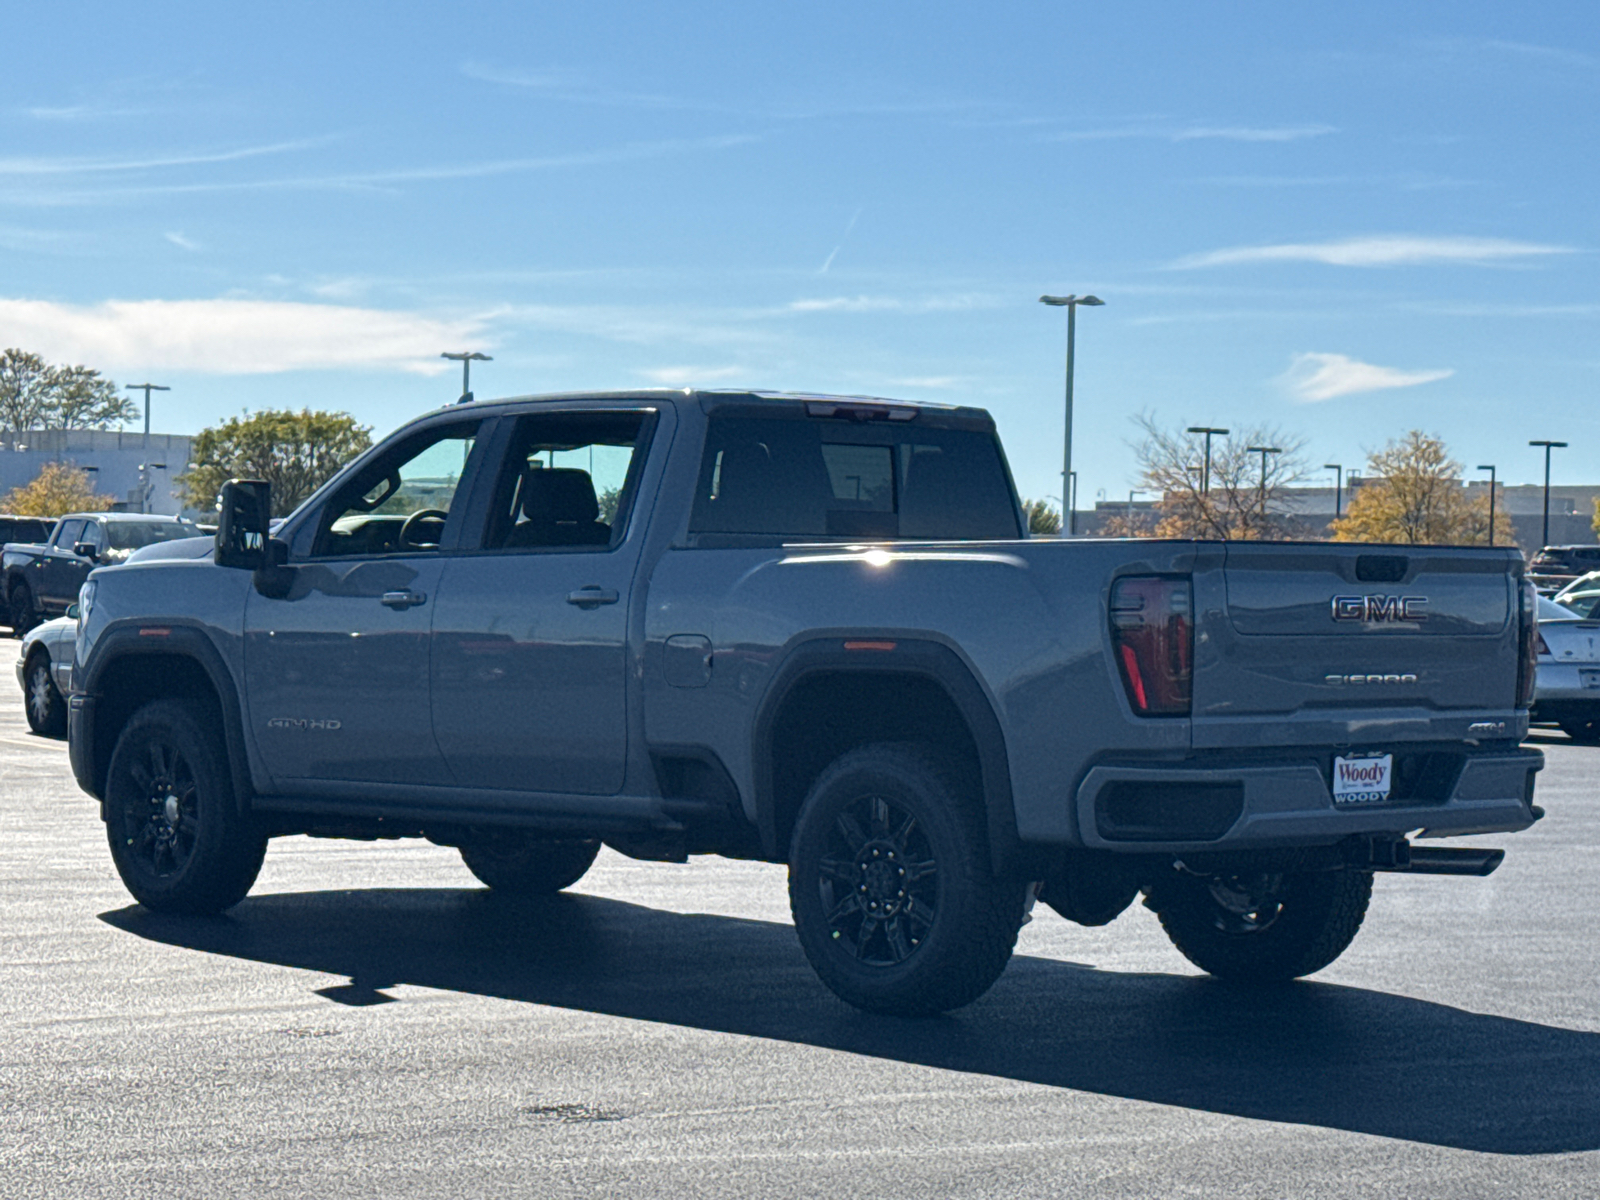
[1147, 867, 1372, 984]
[788, 743, 1029, 1016]
[1559, 717, 1600, 745]
[23, 649, 66, 737]
[9, 583, 38, 638]
[458, 836, 600, 894]
[104, 699, 267, 914]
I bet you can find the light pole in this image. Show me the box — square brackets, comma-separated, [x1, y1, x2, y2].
[441, 351, 492, 403]
[1039, 294, 1104, 535]
[1529, 440, 1568, 549]
[1186, 426, 1229, 494]
[1476, 464, 1497, 547]
[124, 382, 170, 447]
[1246, 445, 1281, 523]
[1127, 488, 1147, 527]
[1323, 463, 1343, 518]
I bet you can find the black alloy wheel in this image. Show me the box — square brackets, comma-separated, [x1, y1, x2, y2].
[120, 737, 201, 880]
[24, 651, 66, 737]
[1147, 867, 1372, 984]
[104, 699, 266, 914]
[788, 743, 1028, 1016]
[816, 793, 938, 966]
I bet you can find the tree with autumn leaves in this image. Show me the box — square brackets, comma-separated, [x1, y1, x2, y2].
[1331, 430, 1513, 546]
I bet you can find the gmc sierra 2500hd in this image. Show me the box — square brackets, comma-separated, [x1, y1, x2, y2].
[68, 390, 1543, 1014]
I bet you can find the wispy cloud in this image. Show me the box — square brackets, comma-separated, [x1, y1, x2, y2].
[1280, 352, 1453, 402]
[25, 104, 148, 121]
[0, 135, 760, 206]
[1049, 122, 1335, 143]
[461, 60, 987, 121]
[0, 138, 331, 178]
[1194, 173, 1478, 191]
[818, 208, 862, 275]
[1173, 234, 1573, 269]
[0, 297, 485, 375]
[787, 293, 999, 314]
[163, 231, 201, 252]
[636, 365, 747, 385]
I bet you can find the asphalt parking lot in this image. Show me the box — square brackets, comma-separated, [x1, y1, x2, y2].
[1, 701, 1595, 1199]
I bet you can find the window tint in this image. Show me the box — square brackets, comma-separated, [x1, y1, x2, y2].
[479, 411, 650, 551]
[312, 421, 480, 558]
[690, 413, 1020, 541]
[54, 519, 86, 548]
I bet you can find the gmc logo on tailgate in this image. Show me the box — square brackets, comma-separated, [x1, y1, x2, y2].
[1331, 595, 1428, 623]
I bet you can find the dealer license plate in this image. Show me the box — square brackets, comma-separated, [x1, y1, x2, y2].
[1333, 753, 1393, 805]
[1581, 668, 1600, 690]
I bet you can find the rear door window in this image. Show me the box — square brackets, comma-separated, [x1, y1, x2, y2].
[690, 412, 1020, 541]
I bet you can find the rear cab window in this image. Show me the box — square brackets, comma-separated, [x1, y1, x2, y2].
[689, 404, 1021, 542]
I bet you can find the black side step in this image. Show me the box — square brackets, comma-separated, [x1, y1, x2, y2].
[1377, 845, 1505, 877]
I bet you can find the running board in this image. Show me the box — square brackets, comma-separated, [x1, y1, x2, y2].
[1375, 845, 1505, 876]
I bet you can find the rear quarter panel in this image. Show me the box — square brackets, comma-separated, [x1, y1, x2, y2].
[644, 539, 1205, 845]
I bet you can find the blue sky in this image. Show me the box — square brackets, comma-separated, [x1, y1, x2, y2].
[3, 2, 1597, 507]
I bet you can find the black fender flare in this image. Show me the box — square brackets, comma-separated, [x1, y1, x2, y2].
[750, 637, 1022, 875]
[78, 621, 255, 809]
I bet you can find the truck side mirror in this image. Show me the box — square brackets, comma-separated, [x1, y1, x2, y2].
[73, 541, 98, 561]
[215, 479, 271, 570]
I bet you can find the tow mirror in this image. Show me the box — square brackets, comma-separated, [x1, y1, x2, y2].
[215, 479, 271, 569]
[73, 541, 98, 561]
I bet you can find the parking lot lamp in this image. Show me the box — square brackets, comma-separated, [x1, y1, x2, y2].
[1529, 440, 1568, 548]
[1186, 426, 1229, 494]
[1323, 463, 1343, 517]
[1476, 464, 1497, 547]
[124, 382, 170, 445]
[441, 351, 492, 403]
[1039, 294, 1105, 535]
[1246, 446, 1280, 520]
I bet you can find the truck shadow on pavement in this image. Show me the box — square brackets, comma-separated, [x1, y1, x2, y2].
[102, 887, 1600, 1156]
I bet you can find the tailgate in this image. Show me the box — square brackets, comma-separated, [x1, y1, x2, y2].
[1192, 543, 1521, 748]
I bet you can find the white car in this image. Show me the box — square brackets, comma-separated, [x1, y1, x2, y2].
[16, 612, 74, 737]
[1532, 595, 1600, 743]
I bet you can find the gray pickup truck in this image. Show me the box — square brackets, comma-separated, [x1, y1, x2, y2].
[67, 390, 1544, 1014]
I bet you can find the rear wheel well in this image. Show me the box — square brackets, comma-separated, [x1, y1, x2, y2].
[765, 670, 985, 861]
[92, 654, 226, 796]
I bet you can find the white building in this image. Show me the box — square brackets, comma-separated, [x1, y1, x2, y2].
[0, 429, 196, 518]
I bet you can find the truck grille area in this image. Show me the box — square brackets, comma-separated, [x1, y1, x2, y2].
[1094, 781, 1244, 842]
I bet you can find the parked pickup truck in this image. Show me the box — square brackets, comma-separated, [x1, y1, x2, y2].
[5, 512, 199, 634]
[67, 390, 1544, 1014]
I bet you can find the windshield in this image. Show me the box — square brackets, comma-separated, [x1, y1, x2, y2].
[103, 520, 201, 558]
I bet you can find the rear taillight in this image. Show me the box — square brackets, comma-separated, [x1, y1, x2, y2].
[1110, 576, 1193, 716]
[1516, 579, 1538, 708]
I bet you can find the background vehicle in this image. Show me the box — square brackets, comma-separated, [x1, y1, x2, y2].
[0, 515, 53, 549]
[16, 612, 75, 737]
[3, 513, 199, 634]
[67, 390, 1544, 1015]
[1528, 545, 1600, 594]
[1532, 594, 1600, 743]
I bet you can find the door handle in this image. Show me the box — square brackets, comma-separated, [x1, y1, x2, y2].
[566, 586, 620, 609]
[380, 590, 427, 610]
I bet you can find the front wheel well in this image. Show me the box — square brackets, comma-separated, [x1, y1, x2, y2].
[90, 653, 228, 797]
[764, 670, 987, 863]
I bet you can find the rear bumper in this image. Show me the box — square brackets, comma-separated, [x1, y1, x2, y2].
[1073, 746, 1543, 854]
[68, 694, 99, 799]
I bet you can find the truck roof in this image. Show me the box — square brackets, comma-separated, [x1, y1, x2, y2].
[453, 388, 996, 424]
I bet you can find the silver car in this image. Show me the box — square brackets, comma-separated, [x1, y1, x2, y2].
[16, 612, 74, 737]
[1532, 594, 1600, 743]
